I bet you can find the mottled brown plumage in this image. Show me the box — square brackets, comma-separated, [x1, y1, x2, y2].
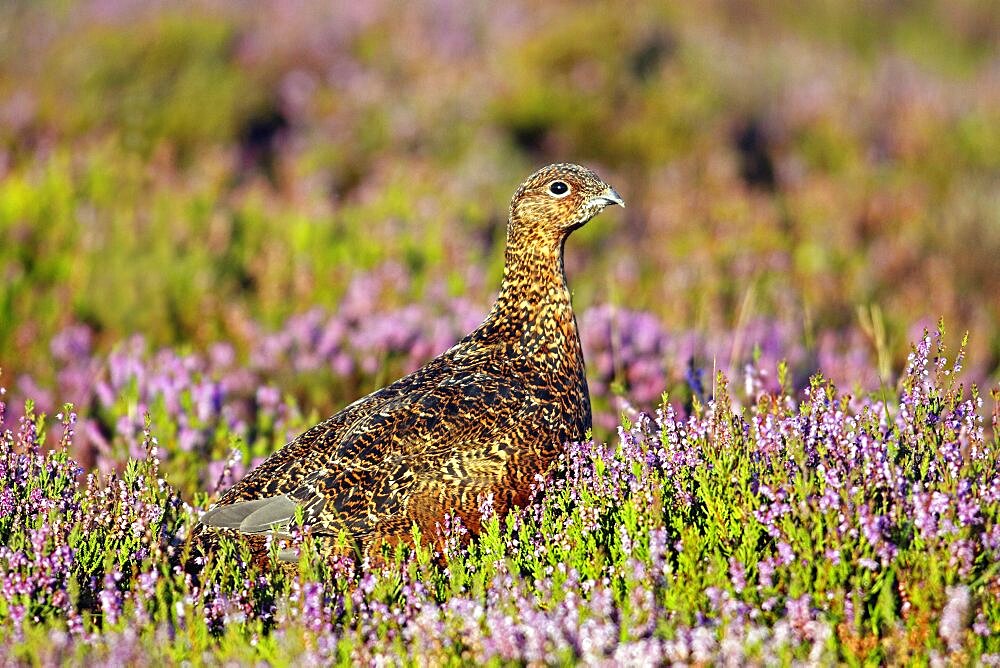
[195, 163, 623, 565]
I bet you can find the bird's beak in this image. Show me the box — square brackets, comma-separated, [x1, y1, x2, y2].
[592, 186, 625, 208]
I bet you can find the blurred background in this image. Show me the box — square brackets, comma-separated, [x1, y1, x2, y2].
[0, 0, 997, 490]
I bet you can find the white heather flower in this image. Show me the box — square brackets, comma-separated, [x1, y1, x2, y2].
[938, 585, 971, 651]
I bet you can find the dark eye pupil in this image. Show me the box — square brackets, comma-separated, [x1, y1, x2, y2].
[549, 181, 568, 195]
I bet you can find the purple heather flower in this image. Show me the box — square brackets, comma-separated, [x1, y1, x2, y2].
[728, 558, 747, 593]
[0, 488, 14, 517]
[100, 571, 124, 627]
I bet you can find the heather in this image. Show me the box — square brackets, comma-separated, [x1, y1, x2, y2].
[2, 0, 1000, 664]
[1, 329, 998, 664]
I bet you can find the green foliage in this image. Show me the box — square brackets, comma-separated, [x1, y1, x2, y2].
[0, 0, 998, 390]
[40, 14, 266, 158]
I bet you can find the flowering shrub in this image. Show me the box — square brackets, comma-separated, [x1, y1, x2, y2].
[1, 328, 997, 663]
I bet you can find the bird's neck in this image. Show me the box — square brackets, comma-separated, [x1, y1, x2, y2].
[497, 247, 570, 308]
[483, 234, 581, 356]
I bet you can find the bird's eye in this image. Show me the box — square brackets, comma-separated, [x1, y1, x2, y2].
[548, 180, 570, 197]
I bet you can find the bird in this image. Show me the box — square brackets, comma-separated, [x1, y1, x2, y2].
[194, 163, 624, 566]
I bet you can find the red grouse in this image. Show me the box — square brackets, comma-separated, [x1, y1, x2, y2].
[196, 163, 623, 564]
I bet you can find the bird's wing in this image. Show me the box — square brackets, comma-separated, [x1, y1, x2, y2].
[200, 370, 535, 540]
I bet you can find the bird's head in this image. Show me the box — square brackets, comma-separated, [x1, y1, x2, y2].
[508, 163, 624, 250]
